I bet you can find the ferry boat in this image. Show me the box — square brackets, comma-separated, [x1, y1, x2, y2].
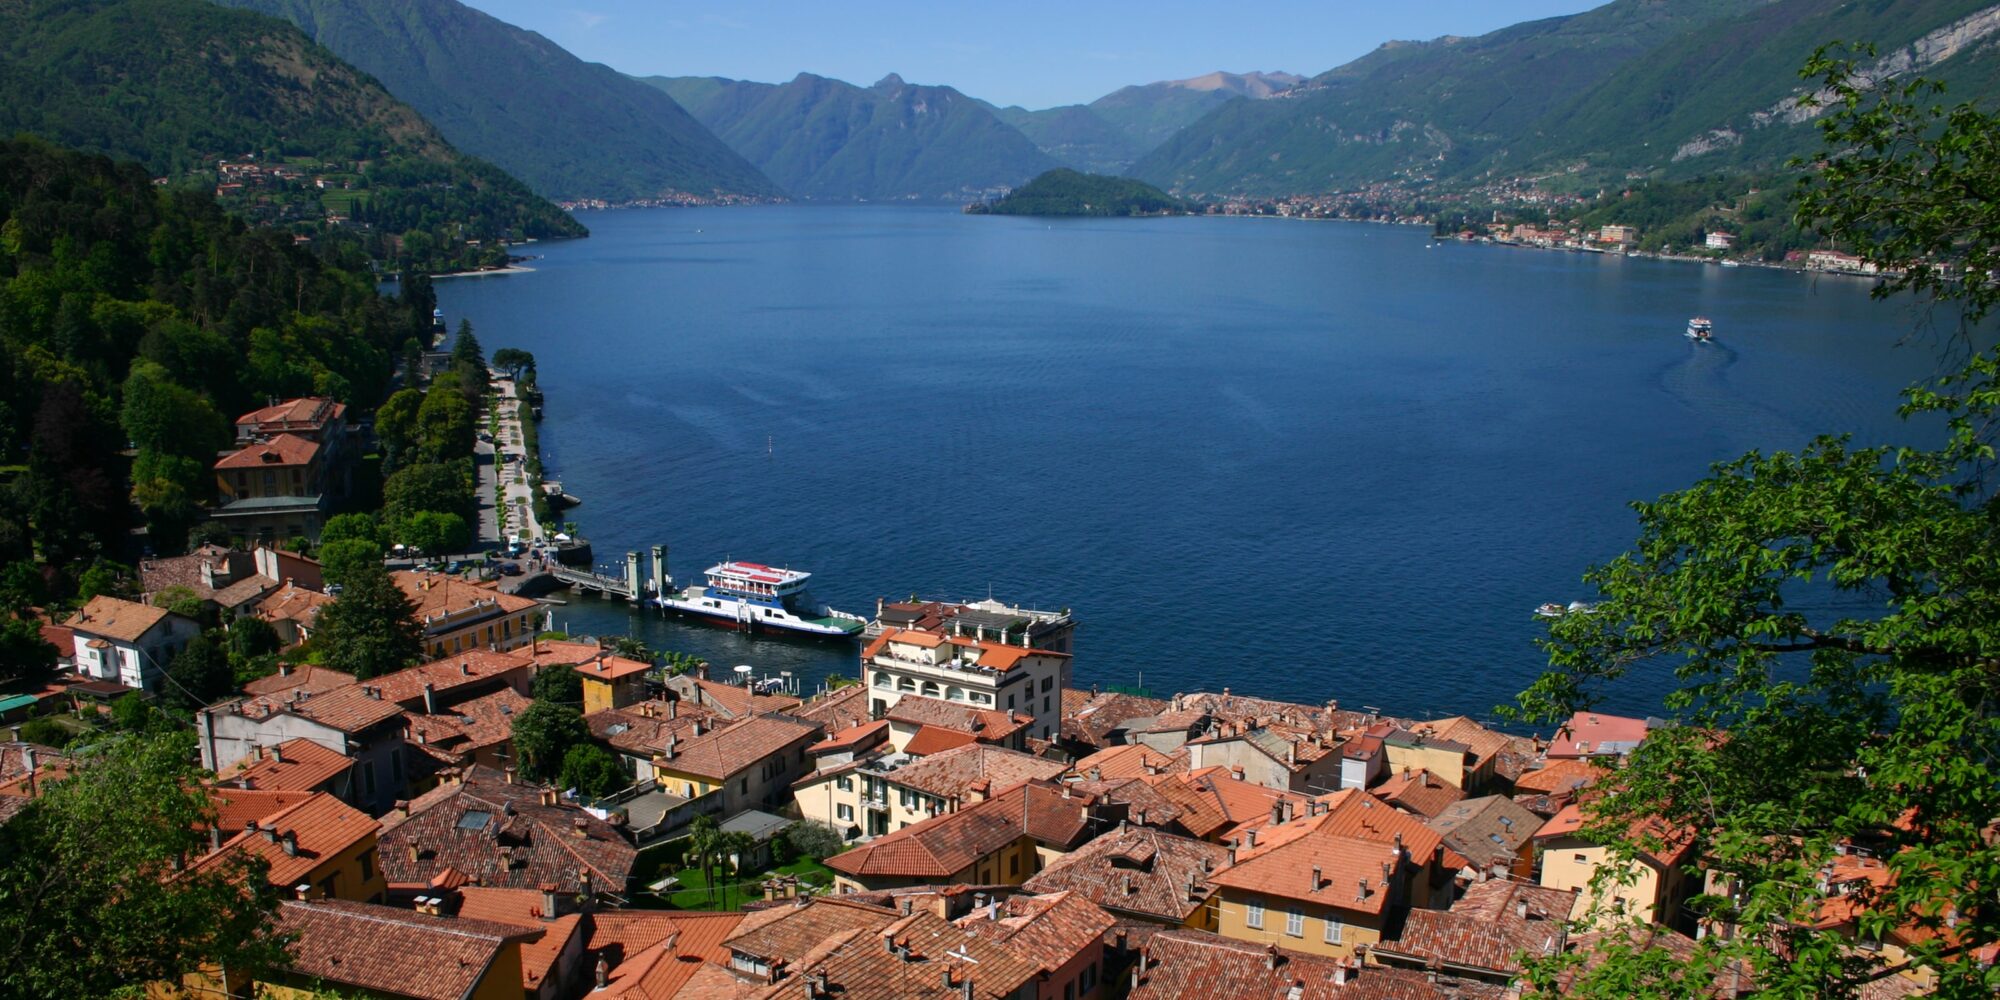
[1685, 316, 1715, 343]
[1536, 601, 1599, 618]
[652, 561, 865, 639]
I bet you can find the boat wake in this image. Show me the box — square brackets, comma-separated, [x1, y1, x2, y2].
[1655, 340, 1812, 453]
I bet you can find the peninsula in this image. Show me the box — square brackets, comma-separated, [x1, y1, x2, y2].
[966, 168, 1189, 217]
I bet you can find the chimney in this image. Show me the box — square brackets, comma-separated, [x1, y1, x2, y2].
[1311, 865, 1322, 892]
[693, 720, 704, 737]
[1227, 846, 1237, 865]
[573, 817, 589, 839]
[1357, 878, 1369, 900]
[259, 824, 277, 843]
[1271, 803, 1283, 826]
[294, 883, 312, 901]
[1123, 873, 1134, 896]
[594, 956, 609, 990]
[279, 663, 293, 677]
[504, 766, 516, 784]
[941, 969, 955, 991]
[1230, 765, 1244, 781]
[1264, 944, 1279, 971]
[962, 973, 974, 1000]
[460, 661, 469, 675]
[272, 743, 284, 764]
[1186, 874, 1199, 901]
[1333, 960, 1351, 986]
[281, 832, 297, 856]
[408, 843, 421, 862]
[542, 883, 561, 920]
[422, 683, 436, 715]
[394, 799, 410, 818]
[668, 698, 678, 719]
[1245, 829, 1257, 848]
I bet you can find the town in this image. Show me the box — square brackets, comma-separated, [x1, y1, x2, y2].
[4, 400, 1956, 998]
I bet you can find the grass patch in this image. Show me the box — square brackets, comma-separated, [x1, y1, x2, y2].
[628, 844, 834, 912]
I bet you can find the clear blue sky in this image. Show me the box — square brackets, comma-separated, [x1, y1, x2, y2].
[461, 1, 1604, 110]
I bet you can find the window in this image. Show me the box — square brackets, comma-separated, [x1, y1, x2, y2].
[1040, 676, 1053, 692]
[1064, 982, 1074, 1000]
[921, 681, 940, 696]
[1006, 694, 1015, 709]
[319, 873, 338, 898]
[1080, 963, 1097, 992]
[358, 849, 376, 882]
[1324, 917, 1343, 944]
[1285, 908, 1304, 937]
[873, 672, 891, 687]
[972, 692, 992, 705]
[1044, 695, 1051, 713]
[1246, 900, 1264, 929]
[837, 804, 854, 821]
[1573, 853, 1589, 863]
[1009, 854, 1020, 877]
[837, 776, 853, 791]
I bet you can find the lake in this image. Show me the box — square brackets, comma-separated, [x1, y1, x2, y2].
[435, 205, 1950, 723]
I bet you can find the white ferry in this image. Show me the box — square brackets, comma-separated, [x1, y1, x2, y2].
[652, 561, 865, 639]
[1686, 316, 1715, 343]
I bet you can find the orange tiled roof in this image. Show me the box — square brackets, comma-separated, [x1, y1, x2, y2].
[657, 713, 821, 782]
[1426, 795, 1542, 870]
[721, 896, 897, 968]
[404, 687, 533, 764]
[1128, 929, 1464, 1000]
[825, 780, 1099, 879]
[190, 791, 378, 890]
[236, 397, 345, 430]
[903, 724, 978, 756]
[1372, 880, 1573, 976]
[791, 683, 872, 731]
[758, 908, 1044, 1000]
[228, 683, 404, 734]
[953, 890, 1114, 975]
[1512, 757, 1604, 796]
[572, 653, 653, 681]
[215, 432, 319, 469]
[241, 664, 355, 698]
[377, 765, 636, 895]
[884, 695, 1031, 743]
[1372, 768, 1468, 819]
[218, 738, 353, 793]
[1072, 743, 1189, 781]
[274, 898, 533, 1000]
[1546, 711, 1650, 759]
[1022, 826, 1229, 924]
[882, 743, 1068, 801]
[64, 596, 175, 644]
[1208, 831, 1412, 915]
[454, 887, 587, 993]
[689, 677, 803, 718]
[392, 571, 541, 620]
[369, 648, 534, 707]
[808, 719, 890, 754]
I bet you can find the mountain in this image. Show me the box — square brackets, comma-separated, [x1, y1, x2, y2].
[966, 169, 1189, 217]
[985, 104, 1145, 175]
[645, 73, 1057, 202]
[0, 0, 582, 272]
[1132, 0, 2000, 198]
[211, 0, 781, 203]
[1088, 71, 1304, 151]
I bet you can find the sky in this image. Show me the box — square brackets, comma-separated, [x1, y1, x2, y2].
[460, 1, 1605, 110]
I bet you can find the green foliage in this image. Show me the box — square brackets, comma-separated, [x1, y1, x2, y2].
[217, 0, 779, 203]
[163, 633, 233, 712]
[109, 691, 166, 733]
[969, 169, 1189, 217]
[1513, 56, 2000, 999]
[491, 348, 535, 381]
[509, 700, 589, 782]
[0, 0, 584, 276]
[651, 73, 1055, 201]
[15, 717, 71, 749]
[396, 510, 470, 556]
[374, 389, 425, 473]
[151, 585, 205, 624]
[0, 731, 290, 996]
[989, 102, 1147, 175]
[0, 616, 58, 686]
[320, 512, 385, 548]
[317, 538, 383, 589]
[75, 561, 131, 602]
[530, 666, 583, 706]
[557, 743, 627, 799]
[382, 461, 472, 526]
[225, 618, 282, 664]
[312, 561, 421, 679]
[413, 386, 474, 466]
[777, 820, 846, 863]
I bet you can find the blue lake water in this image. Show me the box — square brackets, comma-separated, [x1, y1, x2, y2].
[435, 205, 1952, 723]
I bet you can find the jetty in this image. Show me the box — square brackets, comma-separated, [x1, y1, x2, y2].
[539, 544, 668, 604]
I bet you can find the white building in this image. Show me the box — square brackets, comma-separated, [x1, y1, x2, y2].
[862, 628, 1071, 741]
[63, 596, 199, 692]
[1705, 231, 1736, 250]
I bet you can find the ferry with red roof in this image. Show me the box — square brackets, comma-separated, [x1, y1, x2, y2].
[650, 560, 866, 638]
[1686, 316, 1714, 343]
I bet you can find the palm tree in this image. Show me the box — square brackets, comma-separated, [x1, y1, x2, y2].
[686, 815, 720, 906]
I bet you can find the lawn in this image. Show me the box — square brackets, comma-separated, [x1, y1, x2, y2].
[646, 856, 835, 912]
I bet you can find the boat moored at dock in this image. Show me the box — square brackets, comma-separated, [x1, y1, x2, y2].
[651, 560, 866, 638]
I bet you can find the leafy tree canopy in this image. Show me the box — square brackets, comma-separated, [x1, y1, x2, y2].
[312, 561, 421, 679]
[509, 701, 590, 783]
[557, 743, 627, 799]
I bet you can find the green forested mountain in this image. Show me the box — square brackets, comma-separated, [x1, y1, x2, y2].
[212, 0, 781, 203]
[985, 104, 1144, 176]
[0, 0, 583, 273]
[646, 73, 1056, 202]
[1132, 0, 2000, 198]
[966, 169, 1189, 217]
[1088, 71, 1303, 152]
[0, 137, 435, 569]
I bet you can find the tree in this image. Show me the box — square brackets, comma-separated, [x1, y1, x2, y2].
[383, 462, 471, 525]
[318, 537, 384, 589]
[1516, 51, 2000, 999]
[153, 584, 205, 622]
[451, 319, 483, 369]
[320, 512, 384, 548]
[531, 665, 583, 706]
[509, 701, 589, 782]
[557, 743, 627, 799]
[413, 385, 473, 465]
[686, 814, 722, 906]
[396, 510, 470, 556]
[778, 820, 845, 863]
[374, 388, 424, 472]
[312, 562, 422, 679]
[15, 717, 69, 749]
[0, 616, 57, 686]
[163, 633, 232, 711]
[0, 731, 290, 996]
[225, 618, 281, 664]
[109, 691, 163, 733]
[609, 636, 655, 663]
[491, 347, 535, 382]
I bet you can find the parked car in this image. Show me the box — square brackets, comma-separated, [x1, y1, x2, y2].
[499, 562, 522, 576]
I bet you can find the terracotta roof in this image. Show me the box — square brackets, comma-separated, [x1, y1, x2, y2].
[592, 911, 749, 999]
[274, 898, 532, 1000]
[218, 738, 353, 792]
[1372, 769, 1468, 819]
[756, 908, 1044, 1000]
[1067, 776, 1186, 830]
[791, 683, 872, 731]
[254, 582, 335, 630]
[1546, 712, 1650, 759]
[227, 683, 405, 734]
[0, 742, 66, 785]
[1155, 769, 1311, 842]
[392, 571, 542, 621]
[657, 713, 821, 782]
[572, 654, 654, 682]
[1023, 826, 1230, 924]
[882, 744, 1068, 801]
[1065, 690, 1172, 747]
[377, 765, 637, 895]
[215, 432, 319, 469]
[722, 896, 897, 968]
[808, 719, 890, 754]
[211, 574, 280, 610]
[1208, 829, 1415, 915]
[904, 724, 980, 756]
[1410, 717, 1518, 770]
[1511, 757, 1604, 796]
[522, 640, 617, 668]
[884, 695, 1031, 743]
[953, 890, 1114, 975]
[944, 635, 1068, 671]
[237, 396, 345, 430]
[138, 545, 254, 601]
[454, 886, 587, 993]
[690, 677, 804, 718]
[404, 687, 533, 764]
[241, 664, 355, 698]
[1426, 795, 1542, 870]
[370, 648, 534, 707]
[1530, 802, 1695, 868]
[191, 791, 378, 890]
[825, 780, 1100, 879]
[1071, 743, 1188, 781]
[1129, 929, 1490, 1000]
[64, 596, 176, 644]
[587, 702, 720, 757]
[1372, 880, 1573, 976]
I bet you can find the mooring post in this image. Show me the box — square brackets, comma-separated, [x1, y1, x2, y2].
[650, 544, 667, 595]
[624, 551, 642, 602]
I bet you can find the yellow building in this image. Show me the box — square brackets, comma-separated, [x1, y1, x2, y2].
[573, 653, 652, 714]
[650, 714, 823, 816]
[393, 572, 543, 659]
[825, 780, 1102, 893]
[1534, 802, 1695, 928]
[200, 789, 386, 903]
[1207, 832, 1425, 960]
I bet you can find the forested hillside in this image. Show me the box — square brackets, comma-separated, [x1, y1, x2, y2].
[216, 0, 782, 203]
[0, 0, 584, 273]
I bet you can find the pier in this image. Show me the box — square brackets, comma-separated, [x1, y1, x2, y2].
[540, 545, 667, 604]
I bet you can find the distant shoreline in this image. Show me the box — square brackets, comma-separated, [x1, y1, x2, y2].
[432, 263, 536, 280]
